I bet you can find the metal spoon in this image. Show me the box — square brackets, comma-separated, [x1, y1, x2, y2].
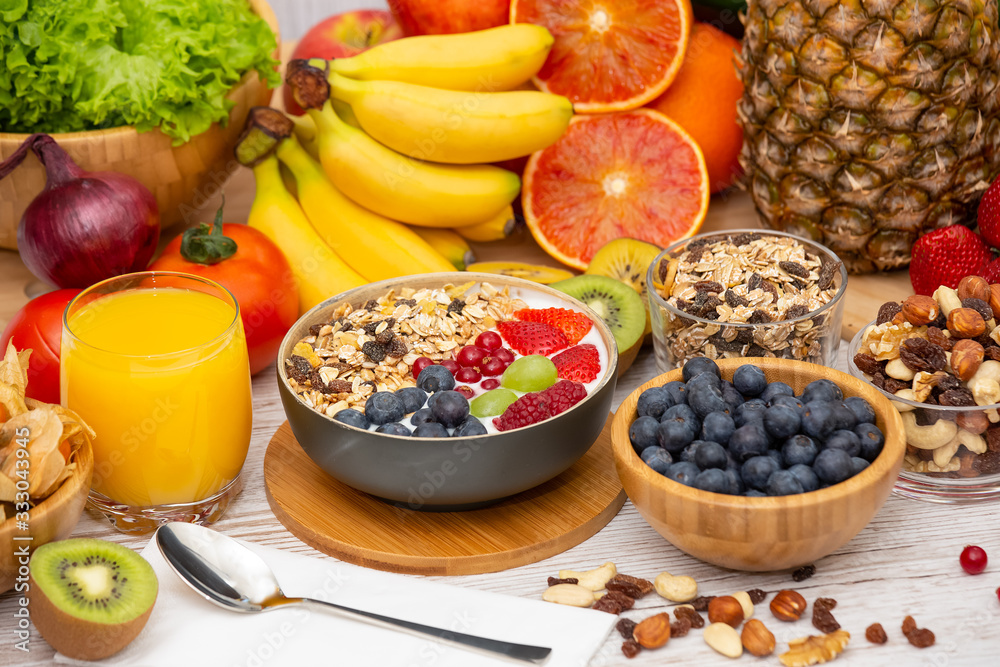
[154, 522, 551, 665]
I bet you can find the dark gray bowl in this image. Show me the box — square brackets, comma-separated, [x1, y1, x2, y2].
[277, 273, 619, 510]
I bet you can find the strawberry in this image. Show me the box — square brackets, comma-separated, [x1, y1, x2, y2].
[541, 380, 588, 416]
[550, 344, 601, 382]
[493, 392, 552, 431]
[984, 256, 1000, 284]
[497, 320, 568, 356]
[909, 226, 992, 295]
[514, 307, 593, 345]
[978, 178, 1000, 248]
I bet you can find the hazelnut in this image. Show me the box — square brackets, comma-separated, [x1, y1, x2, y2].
[632, 612, 671, 649]
[958, 275, 991, 302]
[947, 308, 986, 338]
[769, 589, 807, 622]
[989, 283, 1000, 319]
[950, 338, 985, 381]
[708, 595, 745, 628]
[741, 619, 776, 657]
[901, 295, 939, 325]
[956, 410, 990, 434]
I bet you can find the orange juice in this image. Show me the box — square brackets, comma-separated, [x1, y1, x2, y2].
[61, 285, 252, 507]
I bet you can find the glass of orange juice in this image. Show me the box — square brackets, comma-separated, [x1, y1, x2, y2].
[61, 271, 252, 533]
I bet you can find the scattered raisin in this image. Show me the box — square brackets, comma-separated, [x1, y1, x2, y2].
[675, 606, 705, 628]
[388, 337, 408, 358]
[779, 260, 810, 278]
[362, 340, 387, 363]
[621, 639, 641, 658]
[607, 580, 645, 599]
[615, 618, 637, 640]
[865, 623, 888, 644]
[694, 280, 724, 294]
[547, 577, 578, 587]
[748, 309, 772, 324]
[748, 273, 763, 292]
[363, 299, 379, 311]
[286, 355, 313, 382]
[685, 245, 706, 264]
[731, 232, 761, 246]
[725, 289, 749, 308]
[699, 296, 722, 319]
[760, 280, 779, 302]
[876, 301, 903, 325]
[362, 321, 380, 335]
[670, 618, 692, 638]
[375, 328, 395, 345]
[899, 338, 947, 372]
[818, 260, 841, 290]
[783, 304, 810, 320]
[871, 372, 888, 390]
[609, 574, 654, 598]
[883, 376, 911, 394]
[853, 352, 884, 376]
[814, 597, 837, 612]
[593, 590, 635, 615]
[311, 370, 352, 395]
[792, 564, 816, 582]
[925, 326, 953, 351]
[447, 298, 465, 314]
[812, 598, 840, 633]
[902, 616, 935, 648]
[688, 596, 715, 612]
[747, 589, 768, 605]
[939, 388, 976, 407]
[308, 323, 324, 336]
[963, 298, 994, 322]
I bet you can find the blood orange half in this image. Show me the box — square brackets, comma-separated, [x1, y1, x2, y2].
[510, 0, 692, 113]
[523, 109, 709, 270]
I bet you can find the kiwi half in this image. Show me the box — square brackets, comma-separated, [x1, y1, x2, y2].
[584, 238, 662, 336]
[550, 274, 646, 354]
[466, 261, 574, 284]
[29, 538, 158, 660]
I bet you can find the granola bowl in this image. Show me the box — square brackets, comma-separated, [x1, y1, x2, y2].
[849, 323, 1000, 503]
[276, 273, 619, 510]
[647, 229, 848, 373]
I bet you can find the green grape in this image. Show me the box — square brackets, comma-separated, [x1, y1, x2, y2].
[501, 355, 557, 392]
[470, 388, 518, 418]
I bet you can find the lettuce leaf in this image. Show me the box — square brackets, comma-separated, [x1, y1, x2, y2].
[0, 0, 279, 144]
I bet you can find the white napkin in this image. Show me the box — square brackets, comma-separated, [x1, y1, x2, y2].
[55, 537, 616, 667]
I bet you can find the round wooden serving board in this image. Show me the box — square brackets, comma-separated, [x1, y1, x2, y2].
[263, 414, 626, 576]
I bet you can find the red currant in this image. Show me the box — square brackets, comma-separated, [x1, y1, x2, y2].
[439, 359, 461, 374]
[481, 378, 501, 390]
[412, 357, 434, 377]
[996, 586, 1000, 604]
[455, 367, 482, 383]
[456, 385, 475, 400]
[480, 357, 506, 376]
[960, 545, 988, 574]
[475, 331, 503, 350]
[456, 345, 488, 368]
[493, 348, 515, 364]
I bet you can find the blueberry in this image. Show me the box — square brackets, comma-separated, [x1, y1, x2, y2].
[376, 422, 411, 436]
[766, 469, 805, 496]
[830, 403, 858, 431]
[855, 423, 885, 462]
[666, 461, 701, 486]
[720, 381, 745, 411]
[641, 446, 673, 475]
[656, 418, 696, 454]
[801, 401, 837, 440]
[694, 468, 731, 494]
[701, 411, 736, 444]
[412, 422, 450, 438]
[410, 408, 437, 426]
[759, 381, 794, 403]
[453, 417, 487, 437]
[629, 416, 661, 455]
[782, 434, 819, 466]
[682, 356, 721, 382]
[662, 381, 688, 406]
[734, 399, 768, 427]
[824, 429, 861, 457]
[417, 364, 455, 392]
[364, 391, 406, 425]
[843, 396, 876, 425]
[724, 468, 744, 495]
[662, 403, 700, 431]
[733, 364, 768, 397]
[745, 489, 767, 497]
[395, 386, 428, 414]
[694, 440, 728, 470]
[741, 455, 780, 491]
[686, 382, 728, 418]
[636, 386, 672, 420]
[770, 394, 805, 415]
[766, 448, 784, 468]
[813, 448, 853, 484]
[800, 378, 843, 404]
[429, 390, 470, 428]
[763, 404, 802, 440]
[333, 408, 370, 430]
[788, 463, 820, 492]
[850, 456, 870, 476]
[687, 370, 722, 391]
[729, 423, 770, 462]
[680, 441, 702, 464]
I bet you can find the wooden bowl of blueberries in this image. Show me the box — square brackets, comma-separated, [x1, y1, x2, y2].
[610, 357, 905, 571]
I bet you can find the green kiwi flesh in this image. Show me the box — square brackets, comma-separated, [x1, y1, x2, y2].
[584, 237, 662, 302]
[550, 275, 646, 353]
[29, 538, 157, 660]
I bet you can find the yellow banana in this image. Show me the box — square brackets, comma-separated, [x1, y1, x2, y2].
[288, 113, 319, 160]
[247, 156, 366, 313]
[454, 205, 518, 242]
[274, 135, 456, 281]
[326, 24, 553, 92]
[307, 100, 520, 226]
[328, 72, 573, 164]
[410, 227, 475, 271]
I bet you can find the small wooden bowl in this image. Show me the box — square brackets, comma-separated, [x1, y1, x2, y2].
[611, 358, 905, 571]
[0, 0, 278, 250]
[0, 437, 94, 592]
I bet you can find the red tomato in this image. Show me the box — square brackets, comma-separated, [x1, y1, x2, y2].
[150, 223, 299, 375]
[1, 289, 82, 404]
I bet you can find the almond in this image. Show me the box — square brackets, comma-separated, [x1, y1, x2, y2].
[704, 622, 743, 658]
[741, 619, 776, 657]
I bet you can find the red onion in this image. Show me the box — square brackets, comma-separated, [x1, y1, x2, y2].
[0, 134, 160, 288]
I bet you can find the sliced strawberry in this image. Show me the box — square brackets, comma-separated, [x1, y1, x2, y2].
[514, 307, 593, 345]
[550, 344, 601, 382]
[497, 320, 568, 356]
[978, 178, 1000, 248]
[909, 226, 992, 296]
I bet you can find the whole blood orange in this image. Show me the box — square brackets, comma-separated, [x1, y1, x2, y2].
[648, 22, 744, 193]
[523, 109, 709, 270]
[511, 0, 692, 113]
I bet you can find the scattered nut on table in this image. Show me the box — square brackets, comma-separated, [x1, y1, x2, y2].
[633, 612, 671, 649]
[541, 583, 594, 607]
[704, 622, 743, 659]
[741, 619, 775, 657]
[557, 562, 616, 591]
[708, 595, 745, 628]
[770, 589, 808, 622]
[654, 572, 698, 602]
[732, 591, 755, 620]
[779, 629, 850, 666]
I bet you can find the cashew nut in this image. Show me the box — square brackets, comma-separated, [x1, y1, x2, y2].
[990, 325, 1000, 346]
[892, 389, 918, 411]
[933, 437, 960, 468]
[926, 457, 961, 473]
[966, 360, 1000, 406]
[732, 591, 755, 620]
[654, 572, 698, 602]
[885, 358, 915, 381]
[988, 409, 1000, 423]
[558, 562, 616, 591]
[543, 583, 596, 607]
[957, 429, 987, 454]
[933, 285, 963, 316]
[901, 411, 957, 449]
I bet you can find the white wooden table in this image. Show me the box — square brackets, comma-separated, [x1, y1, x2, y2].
[1, 343, 997, 666]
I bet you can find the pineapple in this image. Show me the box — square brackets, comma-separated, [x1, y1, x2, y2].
[737, 0, 1000, 273]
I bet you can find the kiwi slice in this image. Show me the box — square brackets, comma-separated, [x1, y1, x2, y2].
[466, 261, 574, 284]
[551, 275, 646, 353]
[29, 538, 158, 660]
[584, 238, 662, 302]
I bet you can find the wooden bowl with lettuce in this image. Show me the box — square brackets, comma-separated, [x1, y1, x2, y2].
[0, 0, 280, 250]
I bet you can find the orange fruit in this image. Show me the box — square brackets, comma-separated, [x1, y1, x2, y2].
[510, 0, 693, 113]
[523, 109, 709, 270]
[648, 22, 744, 193]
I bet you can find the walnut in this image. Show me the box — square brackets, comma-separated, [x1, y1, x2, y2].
[778, 630, 850, 667]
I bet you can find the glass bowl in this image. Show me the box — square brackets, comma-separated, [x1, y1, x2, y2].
[848, 323, 1000, 503]
[646, 229, 848, 373]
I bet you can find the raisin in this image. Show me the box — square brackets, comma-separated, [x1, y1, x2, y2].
[676, 298, 699, 315]
[310, 370, 352, 395]
[987, 347, 1000, 362]
[731, 232, 761, 246]
[724, 289, 749, 308]
[963, 298, 994, 322]
[747, 589, 768, 604]
[748, 309, 772, 324]
[914, 408, 940, 426]
[621, 639, 641, 659]
[902, 616, 935, 648]
[812, 598, 840, 633]
[899, 338, 947, 372]
[658, 258, 671, 282]
[447, 298, 465, 314]
[609, 574, 654, 598]
[871, 372, 888, 390]
[748, 273, 763, 292]
[761, 280, 779, 302]
[925, 327, 953, 351]
[974, 449, 1000, 474]
[606, 580, 644, 598]
[593, 590, 634, 615]
[792, 564, 816, 582]
[388, 337, 409, 358]
[779, 260, 810, 278]
[865, 623, 888, 644]
[818, 260, 841, 290]
[876, 302, 903, 325]
[287, 355, 313, 382]
[375, 328, 395, 345]
[783, 305, 810, 320]
[688, 596, 715, 612]
[308, 323, 324, 336]
[615, 618, 637, 639]
[699, 295, 722, 318]
[363, 299, 380, 311]
[747, 343, 771, 357]
[987, 427, 1000, 452]
[362, 340, 387, 363]
[939, 388, 976, 407]
[883, 376, 911, 394]
[685, 245, 706, 264]
[790, 278, 808, 290]
[362, 321, 381, 335]
[710, 332, 747, 352]
[932, 373, 962, 393]
[815, 596, 836, 611]
[853, 352, 884, 376]
[675, 606, 705, 628]
[694, 280, 724, 294]
[547, 577, 578, 587]
[670, 618, 692, 638]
